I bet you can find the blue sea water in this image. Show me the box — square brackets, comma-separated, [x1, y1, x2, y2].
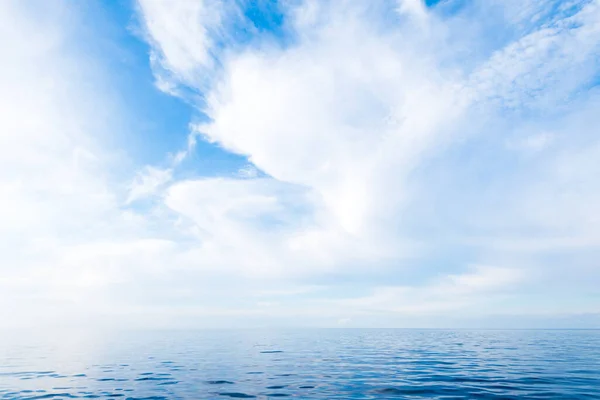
[1, 329, 599, 399]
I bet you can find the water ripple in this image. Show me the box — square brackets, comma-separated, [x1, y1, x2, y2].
[1, 330, 599, 399]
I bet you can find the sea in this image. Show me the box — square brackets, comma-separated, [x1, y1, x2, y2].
[1, 329, 599, 399]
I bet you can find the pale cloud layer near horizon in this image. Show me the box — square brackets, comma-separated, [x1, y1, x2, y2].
[1, 0, 599, 329]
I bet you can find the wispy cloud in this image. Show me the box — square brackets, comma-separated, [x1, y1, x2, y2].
[315, 266, 522, 315]
[126, 166, 173, 204]
[1, 0, 599, 328]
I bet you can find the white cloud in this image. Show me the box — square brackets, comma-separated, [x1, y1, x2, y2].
[334, 265, 523, 314]
[0, 0, 126, 326]
[0, 2, 119, 240]
[397, 0, 428, 21]
[2, 0, 600, 328]
[137, 0, 225, 86]
[126, 166, 173, 204]
[467, 0, 600, 109]
[131, 0, 600, 326]
[506, 132, 554, 152]
[192, 5, 466, 243]
[237, 164, 259, 179]
[163, 177, 370, 277]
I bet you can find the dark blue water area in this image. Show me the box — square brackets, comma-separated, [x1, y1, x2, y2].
[1, 329, 599, 399]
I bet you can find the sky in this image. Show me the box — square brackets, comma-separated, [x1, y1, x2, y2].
[1, 0, 599, 329]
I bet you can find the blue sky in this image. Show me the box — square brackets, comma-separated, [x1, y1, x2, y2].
[1, 0, 599, 329]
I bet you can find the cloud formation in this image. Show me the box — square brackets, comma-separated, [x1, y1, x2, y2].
[1, 0, 599, 328]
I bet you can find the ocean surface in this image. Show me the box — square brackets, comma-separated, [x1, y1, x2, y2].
[1, 329, 599, 399]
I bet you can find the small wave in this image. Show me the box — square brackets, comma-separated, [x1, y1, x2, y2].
[218, 392, 256, 398]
